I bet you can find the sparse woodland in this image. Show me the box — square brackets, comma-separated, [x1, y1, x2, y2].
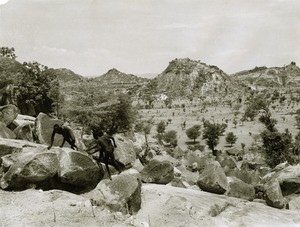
[2, 47, 300, 226]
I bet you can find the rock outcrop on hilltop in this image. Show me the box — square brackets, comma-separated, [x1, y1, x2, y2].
[155, 58, 240, 99]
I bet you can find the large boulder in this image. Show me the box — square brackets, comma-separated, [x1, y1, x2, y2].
[56, 148, 103, 187]
[0, 104, 19, 126]
[35, 113, 64, 146]
[288, 196, 300, 210]
[0, 147, 58, 189]
[265, 180, 285, 209]
[13, 122, 35, 142]
[227, 168, 256, 185]
[0, 122, 16, 139]
[172, 146, 184, 159]
[225, 147, 241, 156]
[114, 134, 137, 168]
[134, 184, 300, 227]
[14, 114, 35, 126]
[0, 138, 26, 161]
[85, 174, 141, 214]
[140, 159, 174, 184]
[226, 176, 255, 201]
[197, 161, 229, 194]
[184, 152, 214, 173]
[262, 164, 300, 196]
[219, 156, 237, 174]
[35, 113, 84, 150]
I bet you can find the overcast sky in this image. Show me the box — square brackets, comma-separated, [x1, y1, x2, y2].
[0, 0, 299, 76]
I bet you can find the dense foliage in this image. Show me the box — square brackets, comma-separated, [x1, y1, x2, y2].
[0, 47, 60, 115]
[259, 111, 297, 167]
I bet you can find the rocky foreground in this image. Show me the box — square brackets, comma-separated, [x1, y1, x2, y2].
[1, 183, 300, 227]
[1, 105, 300, 226]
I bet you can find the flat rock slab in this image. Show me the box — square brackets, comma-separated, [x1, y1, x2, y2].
[135, 184, 300, 227]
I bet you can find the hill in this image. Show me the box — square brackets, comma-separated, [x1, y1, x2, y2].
[52, 68, 84, 82]
[94, 68, 149, 85]
[154, 58, 242, 101]
[232, 61, 300, 89]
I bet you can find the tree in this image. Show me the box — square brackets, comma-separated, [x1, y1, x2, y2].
[186, 125, 201, 143]
[243, 95, 269, 121]
[135, 118, 153, 150]
[259, 111, 277, 132]
[163, 130, 177, 147]
[107, 94, 137, 134]
[202, 120, 227, 155]
[156, 121, 166, 142]
[0, 47, 16, 59]
[233, 118, 238, 128]
[260, 129, 293, 168]
[134, 118, 154, 164]
[156, 121, 166, 134]
[16, 61, 59, 115]
[259, 111, 294, 167]
[225, 132, 237, 147]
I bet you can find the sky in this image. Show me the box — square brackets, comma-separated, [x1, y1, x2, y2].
[0, 0, 299, 77]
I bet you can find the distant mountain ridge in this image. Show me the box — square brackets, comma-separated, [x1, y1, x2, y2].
[93, 68, 149, 85]
[1, 55, 299, 101]
[232, 62, 300, 89]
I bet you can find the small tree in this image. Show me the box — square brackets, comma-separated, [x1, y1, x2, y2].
[202, 120, 227, 155]
[135, 119, 153, 151]
[156, 121, 166, 142]
[186, 125, 201, 143]
[163, 130, 177, 147]
[157, 121, 166, 134]
[259, 111, 294, 167]
[233, 119, 238, 128]
[241, 142, 246, 152]
[225, 132, 237, 147]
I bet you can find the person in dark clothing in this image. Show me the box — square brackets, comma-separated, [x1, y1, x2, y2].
[86, 130, 123, 180]
[47, 124, 78, 150]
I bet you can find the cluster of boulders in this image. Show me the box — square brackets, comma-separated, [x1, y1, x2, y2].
[1, 104, 300, 217]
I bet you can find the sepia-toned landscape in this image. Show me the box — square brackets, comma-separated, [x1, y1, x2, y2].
[1, 0, 300, 226]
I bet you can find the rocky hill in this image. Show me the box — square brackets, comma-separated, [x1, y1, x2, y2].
[232, 62, 300, 89]
[154, 58, 241, 100]
[94, 68, 149, 86]
[52, 68, 84, 82]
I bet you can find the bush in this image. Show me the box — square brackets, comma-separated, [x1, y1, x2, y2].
[225, 132, 237, 146]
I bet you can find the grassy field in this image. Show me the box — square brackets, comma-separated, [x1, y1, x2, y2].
[138, 101, 299, 152]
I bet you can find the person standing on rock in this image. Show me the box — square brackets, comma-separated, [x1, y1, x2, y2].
[86, 130, 123, 180]
[47, 124, 78, 150]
